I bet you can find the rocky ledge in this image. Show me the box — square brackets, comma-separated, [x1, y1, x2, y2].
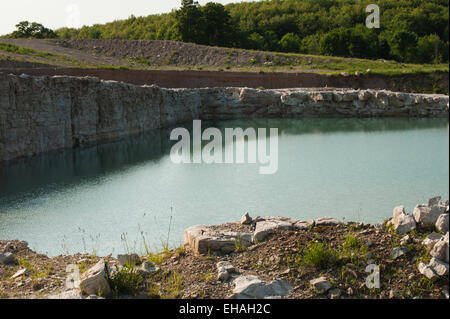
[0, 196, 449, 299]
[1, 72, 449, 162]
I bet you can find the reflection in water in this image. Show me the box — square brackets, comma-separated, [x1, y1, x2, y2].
[0, 118, 448, 256]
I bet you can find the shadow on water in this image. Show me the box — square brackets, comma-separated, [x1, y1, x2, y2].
[0, 117, 447, 200]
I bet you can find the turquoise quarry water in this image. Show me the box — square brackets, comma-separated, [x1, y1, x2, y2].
[0, 118, 448, 256]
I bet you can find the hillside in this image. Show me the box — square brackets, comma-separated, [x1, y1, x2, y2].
[48, 0, 449, 65]
[1, 38, 448, 76]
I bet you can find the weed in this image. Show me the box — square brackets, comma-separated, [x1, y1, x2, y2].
[106, 264, 143, 297]
[298, 242, 338, 269]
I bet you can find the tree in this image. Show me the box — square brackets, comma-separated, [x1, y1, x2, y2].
[175, 0, 204, 43]
[279, 33, 301, 53]
[12, 21, 56, 38]
[388, 30, 418, 62]
[416, 34, 442, 63]
[201, 2, 235, 47]
[319, 28, 351, 57]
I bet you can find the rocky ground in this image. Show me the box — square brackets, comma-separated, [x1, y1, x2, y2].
[0, 197, 448, 300]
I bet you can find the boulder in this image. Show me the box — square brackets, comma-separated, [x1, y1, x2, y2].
[79, 259, 111, 296]
[240, 213, 252, 225]
[390, 247, 409, 260]
[428, 258, 449, 276]
[315, 217, 341, 227]
[310, 277, 332, 294]
[436, 214, 449, 234]
[217, 261, 235, 281]
[294, 219, 315, 230]
[0, 252, 14, 265]
[413, 204, 446, 229]
[422, 232, 443, 250]
[428, 196, 442, 207]
[392, 208, 416, 234]
[418, 262, 439, 281]
[184, 225, 252, 255]
[231, 275, 293, 299]
[117, 253, 140, 266]
[392, 206, 405, 225]
[430, 232, 449, 263]
[253, 218, 295, 243]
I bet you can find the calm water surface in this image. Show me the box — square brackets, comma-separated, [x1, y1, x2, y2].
[0, 118, 448, 256]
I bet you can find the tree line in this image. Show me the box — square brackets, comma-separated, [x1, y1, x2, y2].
[9, 0, 450, 64]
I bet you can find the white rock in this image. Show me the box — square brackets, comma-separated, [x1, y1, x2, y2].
[428, 258, 449, 276]
[217, 261, 235, 281]
[315, 217, 341, 226]
[253, 218, 294, 243]
[310, 277, 332, 293]
[232, 275, 293, 299]
[217, 261, 235, 273]
[414, 204, 446, 229]
[430, 232, 449, 263]
[10, 268, 29, 279]
[418, 262, 439, 281]
[422, 232, 443, 250]
[435, 214, 449, 234]
[79, 259, 111, 296]
[184, 225, 252, 255]
[394, 211, 416, 234]
[392, 206, 405, 225]
[240, 212, 252, 225]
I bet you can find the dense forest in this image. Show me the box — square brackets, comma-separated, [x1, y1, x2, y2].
[11, 0, 450, 64]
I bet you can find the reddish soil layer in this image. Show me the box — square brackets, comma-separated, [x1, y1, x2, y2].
[1, 67, 448, 92]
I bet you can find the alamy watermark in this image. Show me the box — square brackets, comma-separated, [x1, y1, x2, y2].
[169, 120, 279, 175]
[366, 4, 380, 29]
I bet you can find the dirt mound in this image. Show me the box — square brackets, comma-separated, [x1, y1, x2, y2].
[57, 39, 299, 68]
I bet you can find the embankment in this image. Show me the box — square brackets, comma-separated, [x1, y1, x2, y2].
[0, 73, 448, 162]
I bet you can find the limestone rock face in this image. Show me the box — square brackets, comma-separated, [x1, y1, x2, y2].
[79, 259, 111, 296]
[1, 72, 448, 162]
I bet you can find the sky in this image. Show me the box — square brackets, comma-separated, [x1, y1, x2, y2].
[0, 0, 256, 35]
